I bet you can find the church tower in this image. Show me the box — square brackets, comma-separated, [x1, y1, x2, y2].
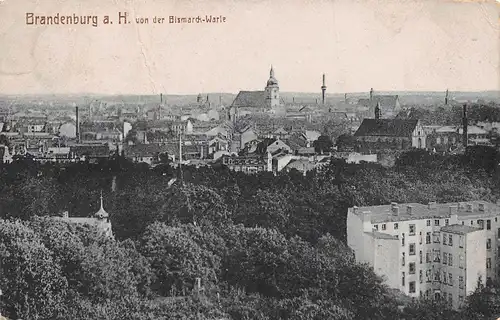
[265, 65, 280, 108]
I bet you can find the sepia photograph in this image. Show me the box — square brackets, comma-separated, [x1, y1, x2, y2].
[0, 0, 499, 319]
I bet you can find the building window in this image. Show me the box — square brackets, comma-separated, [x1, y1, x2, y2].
[436, 137, 441, 144]
[409, 224, 416, 236]
[449, 254, 453, 266]
[434, 250, 441, 263]
[426, 220, 431, 226]
[459, 276, 464, 289]
[442, 270, 447, 285]
[443, 252, 448, 265]
[409, 281, 416, 293]
[487, 238, 492, 250]
[374, 225, 379, 231]
[409, 243, 416, 255]
[402, 233, 405, 246]
[426, 252, 431, 263]
[487, 258, 492, 269]
[462, 221, 464, 225]
[487, 220, 491, 230]
[435, 220, 440, 226]
[443, 234, 447, 245]
[394, 223, 398, 230]
[434, 270, 441, 282]
[409, 262, 416, 274]
[419, 250, 423, 264]
[449, 235, 453, 246]
[382, 224, 386, 230]
[471, 221, 474, 226]
[448, 294, 453, 306]
[459, 295, 464, 304]
[419, 270, 423, 283]
[459, 236, 464, 248]
[402, 272, 405, 286]
[426, 232, 431, 244]
[478, 220, 485, 229]
[419, 231, 422, 244]
[449, 273, 453, 286]
[443, 292, 448, 300]
[433, 232, 440, 243]
[459, 255, 464, 269]
[402, 252, 406, 266]
[445, 219, 449, 226]
[426, 270, 432, 282]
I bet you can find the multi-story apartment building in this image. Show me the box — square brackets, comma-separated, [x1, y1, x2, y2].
[347, 201, 500, 310]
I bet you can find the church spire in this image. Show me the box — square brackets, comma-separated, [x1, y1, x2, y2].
[95, 190, 109, 219]
[270, 65, 274, 78]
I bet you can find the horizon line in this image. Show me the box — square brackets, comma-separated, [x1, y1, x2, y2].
[1, 90, 499, 97]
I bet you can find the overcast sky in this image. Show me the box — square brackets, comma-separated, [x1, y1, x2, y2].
[0, 0, 498, 95]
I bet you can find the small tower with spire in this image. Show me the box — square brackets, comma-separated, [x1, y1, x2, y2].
[94, 191, 109, 221]
[265, 65, 280, 108]
[94, 191, 113, 238]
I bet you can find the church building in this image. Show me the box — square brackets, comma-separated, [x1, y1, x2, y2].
[228, 66, 284, 120]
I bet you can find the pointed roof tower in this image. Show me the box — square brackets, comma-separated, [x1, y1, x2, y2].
[266, 65, 278, 87]
[95, 191, 109, 219]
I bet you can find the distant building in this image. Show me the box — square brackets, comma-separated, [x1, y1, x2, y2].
[426, 125, 490, 152]
[357, 88, 402, 119]
[54, 194, 113, 238]
[221, 152, 272, 173]
[354, 113, 426, 152]
[229, 66, 285, 120]
[347, 201, 500, 310]
[123, 143, 174, 166]
[0, 145, 12, 164]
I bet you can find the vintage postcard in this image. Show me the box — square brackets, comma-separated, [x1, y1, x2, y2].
[0, 0, 499, 319]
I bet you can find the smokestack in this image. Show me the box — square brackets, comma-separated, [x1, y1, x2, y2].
[321, 74, 327, 105]
[160, 93, 163, 104]
[344, 93, 347, 103]
[370, 88, 374, 101]
[445, 89, 449, 106]
[463, 104, 468, 148]
[75, 106, 80, 143]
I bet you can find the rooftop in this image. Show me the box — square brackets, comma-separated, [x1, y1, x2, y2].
[352, 201, 499, 224]
[365, 231, 399, 240]
[354, 119, 419, 137]
[441, 224, 483, 235]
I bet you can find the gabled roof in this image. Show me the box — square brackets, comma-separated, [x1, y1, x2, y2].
[231, 91, 267, 108]
[273, 127, 288, 134]
[354, 119, 419, 137]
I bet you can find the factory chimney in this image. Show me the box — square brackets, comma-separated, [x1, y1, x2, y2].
[462, 104, 468, 148]
[445, 89, 449, 106]
[321, 74, 327, 105]
[370, 88, 374, 101]
[75, 106, 80, 143]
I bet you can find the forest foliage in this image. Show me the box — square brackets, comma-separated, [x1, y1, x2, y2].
[0, 147, 500, 319]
